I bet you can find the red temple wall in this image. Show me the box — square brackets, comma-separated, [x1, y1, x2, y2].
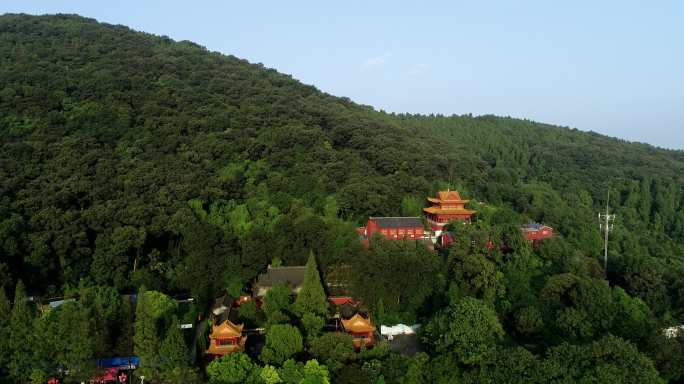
[365, 219, 424, 240]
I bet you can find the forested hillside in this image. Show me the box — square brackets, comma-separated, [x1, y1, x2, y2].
[1, 14, 683, 383]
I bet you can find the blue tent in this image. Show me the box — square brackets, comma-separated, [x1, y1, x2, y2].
[96, 356, 140, 369]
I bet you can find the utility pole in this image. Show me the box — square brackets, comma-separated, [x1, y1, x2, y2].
[598, 189, 616, 279]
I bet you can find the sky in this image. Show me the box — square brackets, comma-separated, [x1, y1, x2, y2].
[3, 1, 683, 149]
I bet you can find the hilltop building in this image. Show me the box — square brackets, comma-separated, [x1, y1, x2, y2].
[356, 190, 554, 248]
[424, 190, 476, 238]
[356, 190, 476, 245]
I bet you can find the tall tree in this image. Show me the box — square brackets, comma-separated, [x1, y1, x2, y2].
[78, 284, 127, 356]
[294, 252, 328, 317]
[260, 365, 283, 384]
[134, 287, 166, 381]
[261, 324, 304, 366]
[448, 250, 505, 307]
[8, 280, 36, 382]
[206, 353, 260, 384]
[160, 317, 199, 383]
[462, 346, 539, 384]
[401, 352, 430, 384]
[90, 226, 146, 289]
[278, 359, 305, 384]
[45, 302, 97, 382]
[309, 332, 356, 374]
[301, 312, 325, 341]
[176, 221, 242, 306]
[539, 273, 616, 343]
[0, 287, 10, 372]
[351, 239, 441, 323]
[263, 283, 293, 326]
[423, 296, 504, 365]
[301, 359, 330, 384]
[540, 335, 663, 383]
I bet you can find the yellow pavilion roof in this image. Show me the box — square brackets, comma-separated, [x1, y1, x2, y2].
[423, 206, 476, 215]
[437, 190, 468, 202]
[210, 320, 244, 339]
[342, 314, 375, 333]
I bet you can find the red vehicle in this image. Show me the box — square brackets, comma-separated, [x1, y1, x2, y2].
[90, 368, 128, 384]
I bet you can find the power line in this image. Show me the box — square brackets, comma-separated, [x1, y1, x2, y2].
[598, 189, 616, 279]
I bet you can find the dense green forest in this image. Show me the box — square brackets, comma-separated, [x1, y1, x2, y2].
[1, 14, 683, 383]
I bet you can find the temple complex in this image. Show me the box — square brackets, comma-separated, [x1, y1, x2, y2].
[423, 190, 476, 238]
[356, 190, 476, 245]
[356, 190, 553, 248]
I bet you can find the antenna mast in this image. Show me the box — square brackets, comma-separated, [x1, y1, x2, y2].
[598, 189, 616, 279]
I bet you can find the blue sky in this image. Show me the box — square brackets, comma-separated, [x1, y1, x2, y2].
[3, 1, 683, 149]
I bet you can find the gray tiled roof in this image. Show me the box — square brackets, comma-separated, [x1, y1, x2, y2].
[255, 265, 307, 289]
[211, 294, 237, 324]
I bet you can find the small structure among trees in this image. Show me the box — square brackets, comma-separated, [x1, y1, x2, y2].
[207, 320, 247, 356]
[254, 265, 307, 297]
[206, 293, 248, 357]
[341, 313, 376, 350]
[521, 222, 554, 245]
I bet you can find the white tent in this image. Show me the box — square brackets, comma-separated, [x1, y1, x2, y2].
[381, 324, 421, 340]
[663, 325, 684, 339]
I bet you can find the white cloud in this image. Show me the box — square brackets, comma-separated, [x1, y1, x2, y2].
[361, 52, 391, 71]
[407, 63, 429, 76]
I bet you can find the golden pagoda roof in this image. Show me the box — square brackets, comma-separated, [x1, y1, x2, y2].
[210, 320, 243, 339]
[437, 190, 468, 202]
[341, 314, 376, 333]
[423, 206, 476, 215]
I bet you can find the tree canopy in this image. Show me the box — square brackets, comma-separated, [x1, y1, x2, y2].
[0, 14, 682, 383]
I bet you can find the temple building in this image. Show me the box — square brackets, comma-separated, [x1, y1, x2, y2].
[206, 320, 247, 356]
[253, 265, 307, 297]
[423, 190, 476, 238]
[206, 293, 248, 356]
[341, 313, 376, 350]
[355, 190, 475, 245]
[521, 223, 554, 245]
[357, 217, 425, 242]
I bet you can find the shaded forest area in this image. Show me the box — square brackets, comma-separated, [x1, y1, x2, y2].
[1, 14, 684, 383]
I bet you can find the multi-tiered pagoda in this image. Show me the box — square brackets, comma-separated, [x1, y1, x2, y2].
[423, 190, 476, 238]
